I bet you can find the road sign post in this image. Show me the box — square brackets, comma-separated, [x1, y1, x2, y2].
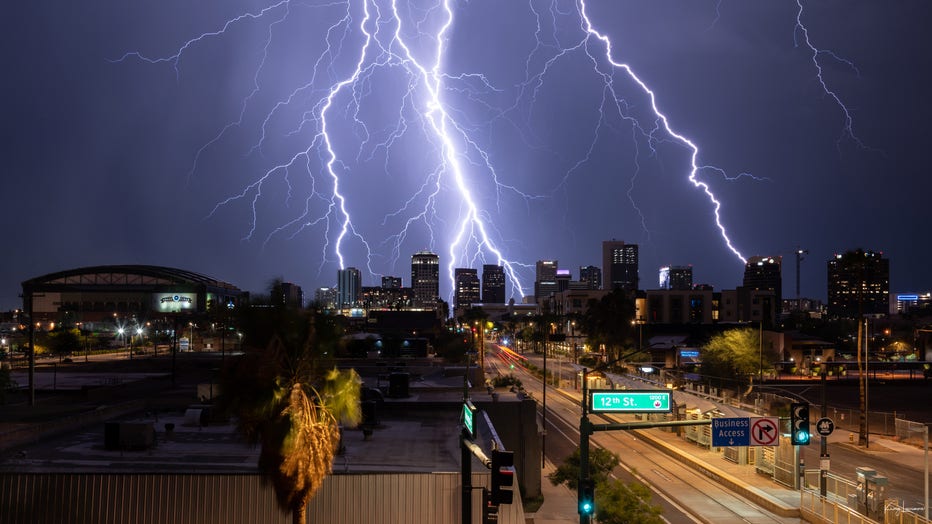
[579, 375, 711, 523]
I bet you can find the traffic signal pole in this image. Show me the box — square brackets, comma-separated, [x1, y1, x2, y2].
[462, 439, 472, 524]
[820, 370, 829, 497]
[578, 367, 711, 523]
[580, 368, 592, 524]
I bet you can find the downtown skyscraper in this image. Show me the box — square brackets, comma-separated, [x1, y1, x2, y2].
[454, 268, 480, 309]
[602, 240, 638, 291]
[481, 264, 506, 304]
[411, 251, 440, 308]
[827, 249, 889, 318]
[337, 267, 361, 309]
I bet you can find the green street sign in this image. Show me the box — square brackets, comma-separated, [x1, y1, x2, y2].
[590, 390, 672, 413]
[462, 401, 477, 440]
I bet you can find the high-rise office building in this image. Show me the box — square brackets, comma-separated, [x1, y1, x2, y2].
[337, 267, 361, 309]
[276, 282, 304, 308]
[602, 240, 638, 291]
[481, 264, 506, 304]
[315, 287, 337, 309]
[743, 256, 782, 307]
[669, 266, 693, 291]
[827, 249, 889, 318]
[382, 276, 402, 289]
[535, 260, 559, 298]
[454, 268, 481, 309]
[556, 269, 571, 292]
[579, 265, 601, 290]
[411, 251, 440, 308]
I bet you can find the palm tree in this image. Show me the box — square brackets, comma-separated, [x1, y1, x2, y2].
[221, 309, 361, 524]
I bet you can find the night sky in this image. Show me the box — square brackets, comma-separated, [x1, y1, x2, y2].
[3, 1, 930, 310]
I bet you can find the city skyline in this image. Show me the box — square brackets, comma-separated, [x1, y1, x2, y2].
[3, 2, 930, 310]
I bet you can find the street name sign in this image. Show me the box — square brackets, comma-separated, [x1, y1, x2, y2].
[462, 401, 477, 440]
[590, 390, 671, 413]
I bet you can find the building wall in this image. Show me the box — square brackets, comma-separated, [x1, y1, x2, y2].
[0, 472, 526, 524]
[644, 289, 716, 324]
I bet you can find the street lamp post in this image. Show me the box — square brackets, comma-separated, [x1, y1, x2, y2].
[117, 327, 126, 359]
[135, 326, 143, 358]
[758, 320, 763, 385]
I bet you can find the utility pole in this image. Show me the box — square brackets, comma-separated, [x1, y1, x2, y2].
[796, 247, 808, 310]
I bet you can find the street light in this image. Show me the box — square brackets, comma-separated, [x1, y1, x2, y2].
[135, 326, 143, 357]
[632, 317, 644, 352]
[117, 327, 126, 358]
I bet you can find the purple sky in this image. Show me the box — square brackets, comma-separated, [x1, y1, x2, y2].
[3, 1, 930, 309]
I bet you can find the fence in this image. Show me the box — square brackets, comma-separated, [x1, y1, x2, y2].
[0, 471, 525, 524]
[799, 486, 931, 524]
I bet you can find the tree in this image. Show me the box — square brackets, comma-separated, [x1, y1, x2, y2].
[549, 447, 619, 489]
[47, 328, 81, 360]
[220, 308, 361, 524]
[594, 479, 665, 524]
[702, 328, 772, 388]
[580, 289, 637, 362]
[550, 447, 663, 523]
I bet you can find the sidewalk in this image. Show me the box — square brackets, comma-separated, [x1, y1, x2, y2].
[525, 460, 582, 524]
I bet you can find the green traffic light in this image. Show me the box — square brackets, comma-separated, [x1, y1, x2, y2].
[795, 430, 810, 444]
[578, 478, 595, 515]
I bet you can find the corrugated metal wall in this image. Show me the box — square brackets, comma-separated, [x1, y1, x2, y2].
[0, 472, 525, 524]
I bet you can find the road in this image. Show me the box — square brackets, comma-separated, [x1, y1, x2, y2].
[486, 345, 803, 524]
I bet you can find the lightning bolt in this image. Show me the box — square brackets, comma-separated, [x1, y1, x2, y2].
[793, 0, 867, 149]
[531, 0, 749, 263]
[116, 0, 868, 302]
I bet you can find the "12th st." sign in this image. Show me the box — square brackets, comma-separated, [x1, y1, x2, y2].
[590, 390, 672, 413]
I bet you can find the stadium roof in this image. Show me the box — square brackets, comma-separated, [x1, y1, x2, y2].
[22, 265, 241, 292]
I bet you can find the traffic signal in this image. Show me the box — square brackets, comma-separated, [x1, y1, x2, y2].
[790, 402, 811, 445]
[578, 478, 595, 516]
[490, 449, 515, 505]
[482, 489, 499, 523]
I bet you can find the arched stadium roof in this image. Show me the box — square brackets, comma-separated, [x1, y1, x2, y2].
[22, 265, 241, 292]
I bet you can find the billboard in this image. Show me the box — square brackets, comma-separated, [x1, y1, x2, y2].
[153, 293, 197, 313]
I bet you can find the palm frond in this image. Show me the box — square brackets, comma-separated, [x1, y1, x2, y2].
[321, 368, 363, 428]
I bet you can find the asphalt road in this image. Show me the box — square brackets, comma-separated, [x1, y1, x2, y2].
[487, 349, 802, 524]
